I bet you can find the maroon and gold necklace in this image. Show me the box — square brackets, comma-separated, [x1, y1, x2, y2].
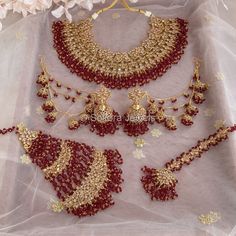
[52, 16, 188, 89]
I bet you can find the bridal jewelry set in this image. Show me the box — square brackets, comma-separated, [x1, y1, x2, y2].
[1, 0, 235, 218]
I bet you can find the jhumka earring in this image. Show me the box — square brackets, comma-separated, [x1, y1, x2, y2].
[122, 88, 149, 136]
[85, 86, 121, 136]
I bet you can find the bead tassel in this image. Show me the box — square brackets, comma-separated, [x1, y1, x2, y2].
[122, 113, 149, 136]
[90, 110, 121, 136]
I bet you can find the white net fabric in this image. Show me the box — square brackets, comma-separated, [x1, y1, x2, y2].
[0, 0, 236, 235]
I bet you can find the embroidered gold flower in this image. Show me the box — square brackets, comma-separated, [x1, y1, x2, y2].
[112, 13, 120, 19]
[204, 108, 215, 117]
[36, 106, 44, 115]
[199, 211, 221, 225]
[204, 15, 213, 22]
[214, 119, 226, 129]
[20, 154, 32, 164]
[133, 149, 146, 160]
[216, 72, 225, 81]
[49, 199, 64, 213]
[151, 129, 162, 138]
[134, 138, 145, 148]
[15, 31, 27, 41]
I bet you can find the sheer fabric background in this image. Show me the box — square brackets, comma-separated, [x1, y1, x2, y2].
[0, 0, 236, 235]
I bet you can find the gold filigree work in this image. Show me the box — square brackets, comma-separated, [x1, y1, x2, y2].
[127, 88, 147, 123]
[61, 151, 108, 210]
[166, 128, 229, 171]
[91, 86, 114, 123]
[60, 17, 185, 77]
[20, 154, 32, 164]
[12, 123, 124, 217]
[43, 142, 72, 178]
[49, 199, 64, 213]
[155, 168, 177, 187]
[17, 123, 38, 152]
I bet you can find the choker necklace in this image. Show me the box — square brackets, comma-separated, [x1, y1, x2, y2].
[0, 123, 123, 217]
[37, 58, 208, 136]
[141, 125, 236, 201]
[52, 16, 188, 89]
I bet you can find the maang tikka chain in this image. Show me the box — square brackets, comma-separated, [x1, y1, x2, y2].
[36, 58, 208, 137]
[141, 125, 236, 201]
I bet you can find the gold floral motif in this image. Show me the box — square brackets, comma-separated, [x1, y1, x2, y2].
[61, 151, 108, 210]
[43, 141, 72, 178]
[151, 128, 162, 138]
[61, 16, 183, 77]
[20, 154, 32, 164]
[38, 86, 49, 97]
[199, 211, 221, 225]
[36, 58, 207, 133]
[133, 149, 146, 160]
[134, 138, 146, 148]
[37, 73, 48, 85]
[49, 199, 64, 213]
[15, 31, 27, 41]
[127, 88, 147, 123]
[216, 72, 225, 81]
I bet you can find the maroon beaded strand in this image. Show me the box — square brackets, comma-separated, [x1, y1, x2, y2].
[0, 126, 16, 135]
